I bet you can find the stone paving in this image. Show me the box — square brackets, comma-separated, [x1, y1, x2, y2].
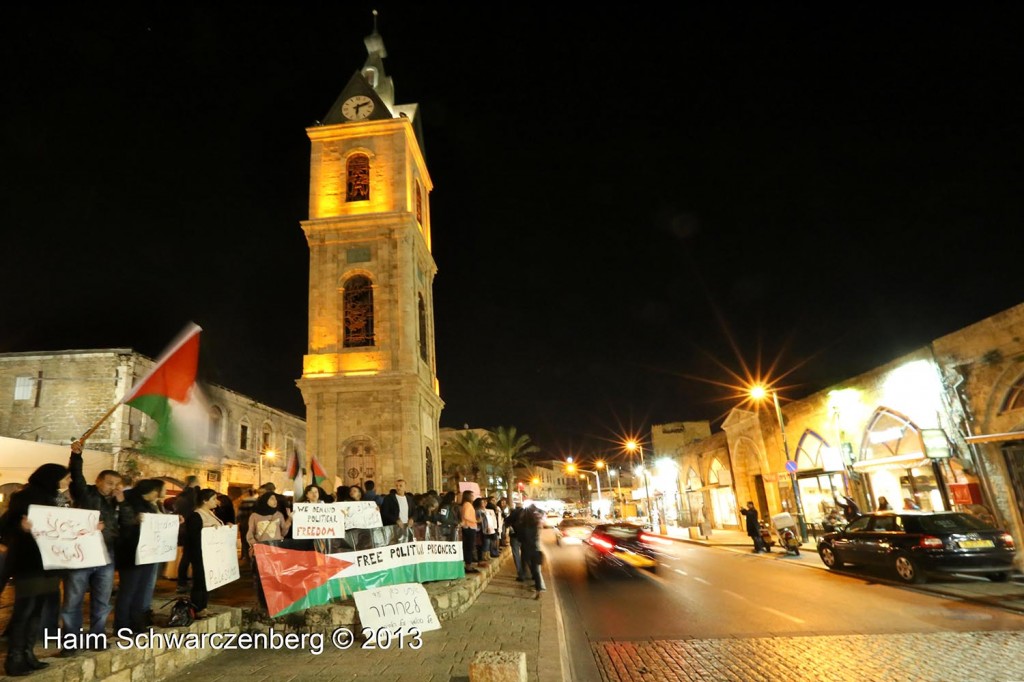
[592, 631, 1024, 682]
[172, 556, 560, 682]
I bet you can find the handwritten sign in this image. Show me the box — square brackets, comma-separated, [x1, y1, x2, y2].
[27, 505, 109, 570]
[339, 501, 383, 530]
[136, 513, 179, 565]
[292, 502, 346, 539]
[458, 482, 481, 500]
[353, 582, 441, 633]
[483, 509, 497, 534]
[201, 524, 239, 591]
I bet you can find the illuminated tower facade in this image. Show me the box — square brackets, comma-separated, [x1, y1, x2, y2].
[297, 26, 442, 493]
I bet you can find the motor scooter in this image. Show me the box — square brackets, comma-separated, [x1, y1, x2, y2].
[770, 512, 801, 556]
[757, 520, 776, 552]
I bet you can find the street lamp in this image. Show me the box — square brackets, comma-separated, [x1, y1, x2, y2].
[750, 384, 808, 542]
[260, 448, 276, 488]
[626, 439, 663, 534]
[576, 468, 604, 519]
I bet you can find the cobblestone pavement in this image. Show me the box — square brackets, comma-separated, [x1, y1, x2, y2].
[592, 631, 1024, 682]
[175, 557, 560, 682]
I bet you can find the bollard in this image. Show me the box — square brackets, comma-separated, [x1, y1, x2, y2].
[469, 651, 528, 682]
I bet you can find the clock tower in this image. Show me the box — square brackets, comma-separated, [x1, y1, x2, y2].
[297, 23, 443, 494]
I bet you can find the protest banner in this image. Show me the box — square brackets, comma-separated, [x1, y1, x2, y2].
[292, 502, 346, 539]
[256, 540, 464, 617]
[136, 513, 180, 564]
[483, 509, 497, 533]
[27, 505, 109, 570]
[458, 481, 481, 499]
[339, 501, 383, 529]
[201, 524, 239, 590]
[354, 582, 441, 633]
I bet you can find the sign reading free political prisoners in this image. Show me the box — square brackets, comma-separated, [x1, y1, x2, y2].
[136, 513, 180, 564]
[201, 524, 240, 590]
[28, 505, 109, 570]
[354, 583, 441, 633]
[292, 502, 346, 539]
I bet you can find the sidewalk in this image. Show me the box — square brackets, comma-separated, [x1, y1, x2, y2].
[652, 524, 1024, 615]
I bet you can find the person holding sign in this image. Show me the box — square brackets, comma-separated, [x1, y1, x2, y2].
[2, 463, 71, 676]
[184, 489, 225, 619]
[114, 479, 168, 635]
[246, 492, 291, 611]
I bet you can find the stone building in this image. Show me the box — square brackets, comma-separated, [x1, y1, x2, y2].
[298, 25, 443, 495]
[0, 349, 304, 499]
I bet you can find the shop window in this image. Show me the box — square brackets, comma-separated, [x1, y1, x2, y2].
[857, 407, 945, 512]
[346, 154, 370, 202]
[343, 275, 375, 347]
[1000, 374, 1024, 412]
[795, 431, 837, 471]
[686, 468, 702, 491]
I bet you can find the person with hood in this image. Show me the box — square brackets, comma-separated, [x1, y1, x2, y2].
[184, 489, 226, 619]
[2, 463, 72, 675]
[174, 476, 201, 594]
[114, 479, 166, 635]
[246, 491, 291, 611]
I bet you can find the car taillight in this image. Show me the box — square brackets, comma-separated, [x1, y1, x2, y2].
[919, 536, 944, 549]
[1000, 533, 1015, 548]
[590, 535, 614, 552]
[639, 532, 671, 546]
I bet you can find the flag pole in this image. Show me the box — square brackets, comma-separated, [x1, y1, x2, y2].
[79, 401, 122, 444]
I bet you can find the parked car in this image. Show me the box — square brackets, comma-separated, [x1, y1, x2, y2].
[555, 518, 593, 546]
[817, 511, 1016, 584]
[584, 523, 660, 578]
[543, 511, 561, 528]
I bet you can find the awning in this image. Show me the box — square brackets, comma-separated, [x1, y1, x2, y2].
[965, 431, 1024, 444]
[852, 452, 928, 472]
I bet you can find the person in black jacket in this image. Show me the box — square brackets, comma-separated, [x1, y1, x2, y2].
[3, 463, 71, 676]
[174, 477, 200, 593]
[517, 505, 545, 594]
[113, 479, 166, 635]
[380, 478, 414, 536]
[506, 501, 527, 580]
[184, 489, 225, 619]
[60, 440, 122, 657]
[739, 501, 766, 553]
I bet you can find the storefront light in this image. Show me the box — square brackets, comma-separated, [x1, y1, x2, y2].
[883, 360, 943, 419]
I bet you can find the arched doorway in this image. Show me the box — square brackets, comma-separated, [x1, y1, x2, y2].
[855, 407, 947, 511]
[794, 430, 848, 524]
[341, 437, 378, 487]
[707, 458, 738, 527]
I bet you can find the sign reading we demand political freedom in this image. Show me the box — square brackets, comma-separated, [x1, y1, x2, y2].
[254, 540, 464, 618]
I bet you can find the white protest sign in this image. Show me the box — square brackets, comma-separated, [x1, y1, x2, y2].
[353, 582, 441, 633]
[292, 502, 346, 539]
[27, 505, 109, 570]
[201, 524, 239, 590]
[136, 513, 180, 565]
[458, 482, 481, 499]
[339, 501, 383, 529]
[483, 509, 497, 534]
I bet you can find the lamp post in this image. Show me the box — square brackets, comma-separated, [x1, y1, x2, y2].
[260, 448, 276, 488]
[577, 469, 603, 519]
[750, 385, 808, 542]
[626, 439, 664, 534]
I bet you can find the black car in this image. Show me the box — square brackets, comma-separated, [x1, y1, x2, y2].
[817, 511, 1016, 584]
[584, 523, 663, 578]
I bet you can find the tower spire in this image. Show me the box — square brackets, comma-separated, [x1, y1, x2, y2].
[362, 10, 394, 110]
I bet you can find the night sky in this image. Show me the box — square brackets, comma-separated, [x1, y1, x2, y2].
[4, 5, 1024, 459]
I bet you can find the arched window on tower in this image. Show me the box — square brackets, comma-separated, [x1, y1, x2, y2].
[346, 154, 370, 202]
[415, 182, 423, 225]
[425, 447, 434, 490]
[418, 294, 428, 361]
[344, 275, 375, 347]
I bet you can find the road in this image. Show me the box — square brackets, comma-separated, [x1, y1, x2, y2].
[546, 529, 1024, 681]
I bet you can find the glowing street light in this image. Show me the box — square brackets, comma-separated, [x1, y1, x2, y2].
[260, 448, 276, 488]
[749, 383, 808, 542]
[625, 439, 662, 534]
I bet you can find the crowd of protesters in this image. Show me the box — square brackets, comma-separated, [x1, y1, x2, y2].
[0, 448, 537, 676]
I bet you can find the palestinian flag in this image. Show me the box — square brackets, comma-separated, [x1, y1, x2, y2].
[309, 454, 328, 487]
[123, 323, 202, 462]
[285, 449, 300, 480]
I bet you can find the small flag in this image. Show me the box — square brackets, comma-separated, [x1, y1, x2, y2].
[123, 323, 202, 462]
[309, 455, 328, 487]
[285, 449, 300, 480]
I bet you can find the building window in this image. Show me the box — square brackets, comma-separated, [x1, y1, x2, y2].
[240, 423, 250, 450]
[262, 424, 273, 451]
[343, 275, 375, 347]
[418, 294, 428, 361]
[346, 154, 370, 202]
[425, 447, 434, 488]
[1002, 374, 1024, 412]
[14, 376, 33, 401]
[415, 182, 423, 224]
[795, 431, 831, 471]
[208, 406, 223, 445]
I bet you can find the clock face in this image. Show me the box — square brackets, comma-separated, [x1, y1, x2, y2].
[342, 95, 375, 121]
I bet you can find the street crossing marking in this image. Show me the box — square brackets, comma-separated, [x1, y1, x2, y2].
[761, 606, 805, 624]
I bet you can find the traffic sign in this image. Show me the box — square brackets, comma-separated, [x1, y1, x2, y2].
[785, 460, 798, 473]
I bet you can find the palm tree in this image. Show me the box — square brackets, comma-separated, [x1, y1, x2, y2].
[441, 430, 495, 495]
[487, 426, 539, 503]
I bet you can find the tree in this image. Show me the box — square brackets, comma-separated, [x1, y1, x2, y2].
[441, 430, 495, 495]
[487, 426, 539, 503]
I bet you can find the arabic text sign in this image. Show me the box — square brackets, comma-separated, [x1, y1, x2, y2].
[339, 501, 382, 529]
[27, 505, 109, 570]
[292, 502, 346, 539]
[136, 513, 180, 565]
[353, 582, 441, 633]
[201, 524, 239, 590]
